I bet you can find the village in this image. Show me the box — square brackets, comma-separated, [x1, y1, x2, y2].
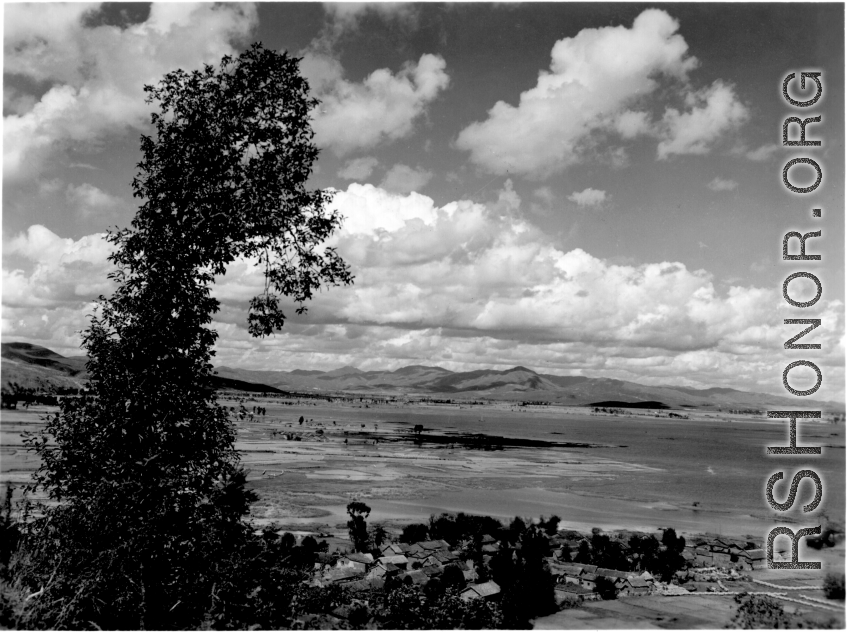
[272, 515, 843, 628]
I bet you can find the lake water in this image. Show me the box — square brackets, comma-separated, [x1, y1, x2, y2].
[334, 404, 846, 534]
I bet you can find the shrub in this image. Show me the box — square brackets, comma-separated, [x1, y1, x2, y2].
[823, 573, 845, 600]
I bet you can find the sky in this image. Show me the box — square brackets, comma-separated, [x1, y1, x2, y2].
[2, 2, 845, 402]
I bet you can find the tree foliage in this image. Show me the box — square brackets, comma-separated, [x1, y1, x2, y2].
[13, 43, 352, 630]
[729, 593, 790, 629]
[347, 501, 372, 553]
[823, 573, 845, 600]
[377, 583, 503, 629]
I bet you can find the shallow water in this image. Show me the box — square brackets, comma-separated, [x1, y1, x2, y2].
[277, 403, 846, 535]
[374, 407, 846, 522]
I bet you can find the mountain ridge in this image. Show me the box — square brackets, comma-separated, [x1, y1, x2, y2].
[2, 342, 841, 411]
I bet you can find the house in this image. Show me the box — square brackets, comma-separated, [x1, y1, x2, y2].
[405, 543, 429, 559]
[422, 565, 444, 578]
[378, 555, 409, 570]
[411, 540, 450, 555]
[338, 553, 374, 566]
[368, 561, 400, 579]
[739, 549, 766, 570]
[694, 546, 713, 567]
[619, 578, 651, 596]
[579, 573, 597, 590]
[401, 569, 429, 586]
[480, 534, 496, 545]
[460, 581, 501, 602]
[435, 550, 459, 563]
[481, 543, 499, 554]
[462, 569, 478, 583]
[381, 543, 405, 556]
[554, 583, 599, 604]
[596, 568, 630, 581]
[554, 563, 584, 578]
[336, 553, 374, 574]
[421, 554, 444, 568]
[323, 567, 364, 584]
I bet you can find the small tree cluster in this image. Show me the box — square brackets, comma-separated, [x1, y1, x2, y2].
[728, 593, 790, 629]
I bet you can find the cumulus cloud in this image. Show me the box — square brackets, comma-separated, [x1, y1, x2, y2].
[379, 164, 433, 194]
[66, 183, 128, 218]
[568, 188, 607, 207]
[3, 225, 115, 308]
[706, 177, 738, 192]
[4, 187, 844, 400]
[456, 9, 699, 178]
[3, 3, 257, 181]
[307, 52, 449, 157]
[337, 156, 379, 180]
[456, 9, 748, 179]
[657, 81, 749, 159]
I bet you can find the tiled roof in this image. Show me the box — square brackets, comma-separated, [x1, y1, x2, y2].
[464, 581, 501, 598]
[325, 567, 363, 582]
[402, 570, 429, 585]
[344, 553, 374, 564]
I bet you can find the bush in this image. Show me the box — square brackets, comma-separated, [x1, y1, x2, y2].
[823, 573, 845, 600]
[729, 593, 789, 629]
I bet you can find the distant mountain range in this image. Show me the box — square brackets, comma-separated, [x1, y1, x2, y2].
[2, 342, 841, 411]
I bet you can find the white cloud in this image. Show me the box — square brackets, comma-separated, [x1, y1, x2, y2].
[456, 9, 698, 179]
[322, 3, 419, 39]
[745, 143, 779, 162]
[614, 110, 652, 139]
[338, 156, 379, 180]
[706, 177, 738, 192]
[5, 187, 844, 401]
[3, 225, 115, 308]
[657, 81, 748, 159]
[308, 52, 449, 157]
[3, 3, 258, 180]
[379, 164, 433, 194]
[568, 188, 607, 207]
[66, 183, 127, 218]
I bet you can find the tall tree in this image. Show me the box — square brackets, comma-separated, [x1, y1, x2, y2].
[347, 502, 372, 553]
[16, 43, 352, 630]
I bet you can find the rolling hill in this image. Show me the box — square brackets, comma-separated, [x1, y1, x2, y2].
[2, 342, 841, 411]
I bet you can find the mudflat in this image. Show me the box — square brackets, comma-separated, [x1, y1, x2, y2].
[230, 396, 845, 544]
[4, 398, 844, 550]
